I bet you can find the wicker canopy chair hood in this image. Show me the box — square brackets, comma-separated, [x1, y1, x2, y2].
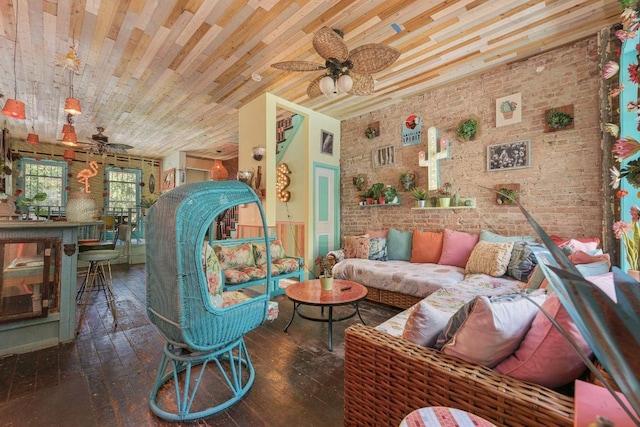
[145, 181, 272, 421]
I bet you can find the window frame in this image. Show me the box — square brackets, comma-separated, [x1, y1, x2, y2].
[105, 167, 141, 213]
[18, 158, 69, 208]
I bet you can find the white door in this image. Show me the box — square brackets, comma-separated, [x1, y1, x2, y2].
[314, 164, 339, 257]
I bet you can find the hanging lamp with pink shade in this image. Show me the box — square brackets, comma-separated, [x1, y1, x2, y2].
[2, 1, 26, 120]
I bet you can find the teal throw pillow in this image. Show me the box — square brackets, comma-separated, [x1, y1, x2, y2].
[387, 228, 413, 261]
[480, 229, 536, 243]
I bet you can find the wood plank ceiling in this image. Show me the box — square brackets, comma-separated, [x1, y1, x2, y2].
[0, 0, 621, 160]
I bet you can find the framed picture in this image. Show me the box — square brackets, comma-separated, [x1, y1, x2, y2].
[321, 130, 333, 155]
[162, 168, 175, 191]
[372, 145, 396, 168]
[487, 139, 531, 171]
[496, 93, 522, 127]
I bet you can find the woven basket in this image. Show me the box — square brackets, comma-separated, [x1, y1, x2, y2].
[588, 359, 621, 392]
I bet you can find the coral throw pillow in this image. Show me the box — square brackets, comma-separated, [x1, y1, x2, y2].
[344, 235, 370, 259]
[410, 230, 443, 263]
[438, 229, 479, 268]
[465, 241, 514, 277]
[495, 292, 594, 388]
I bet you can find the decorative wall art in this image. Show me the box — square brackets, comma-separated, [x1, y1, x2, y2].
[372, 145, 396, 168]
[544, 105, 575, 132]
[496, 93, 522, 127]
[487, 140, 531, 171]
[365, 122, 379, 139]
[418, 126, 449, 191]
[402, 114, 422, 146]
[321, 130, 333, 155]
[162, 168, 175, 191]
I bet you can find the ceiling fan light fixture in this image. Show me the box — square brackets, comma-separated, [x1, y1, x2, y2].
[337, 74, 353, 93]
[64, 97, 82, 115]
[2, 99, 26, 119]
[319, 75, 335, 96]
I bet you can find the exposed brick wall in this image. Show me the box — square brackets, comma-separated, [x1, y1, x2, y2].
[340, 37, 604, 241]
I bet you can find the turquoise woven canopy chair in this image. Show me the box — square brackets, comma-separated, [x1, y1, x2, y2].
[145, 181, 272, 421]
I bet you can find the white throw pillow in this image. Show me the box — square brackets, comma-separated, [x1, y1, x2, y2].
[436, 291, 546, 367]
[402, 300, 453, 348]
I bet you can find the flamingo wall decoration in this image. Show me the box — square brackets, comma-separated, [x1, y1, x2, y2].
[77, 160, 98, 193]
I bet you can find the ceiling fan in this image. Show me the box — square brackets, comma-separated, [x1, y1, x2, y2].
[79, 127, 133, 155]
[271, 27, 400, 99]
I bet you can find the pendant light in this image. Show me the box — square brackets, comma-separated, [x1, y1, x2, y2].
[26, 125, 39, 144]
[60, 113, 78, 146]
[210, 160, 229, 181]
[64, 70, 82, 115]
[2, 1, 26, 120]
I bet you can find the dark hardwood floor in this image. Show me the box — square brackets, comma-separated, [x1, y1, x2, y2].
[0, 264, 400, 426]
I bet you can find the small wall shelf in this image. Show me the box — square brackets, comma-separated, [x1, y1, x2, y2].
[411, 197, 476, 210]
[359, 202, 401, 207]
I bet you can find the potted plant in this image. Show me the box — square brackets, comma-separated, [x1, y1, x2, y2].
[314, 255, 333, 290]
[140, 195, 158, 215]
[399, 173, 415, 191]
[437, 182, 452, 207]
[363, 188, 375, 204]
[455, 118, 479, 141]
[497, 187, 519, 205]
[546, 109, 574, 129]
[353, 175, 366, 191]
[384, 186, 398, 204]
[370, 183, 386, 204]
[411, 187, 428, 207]
[364, 126, 378, 139]
[500, 100, 518, 119]
[15, 191, 48, 219]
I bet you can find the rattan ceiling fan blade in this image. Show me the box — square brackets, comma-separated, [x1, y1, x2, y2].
[313, 27, 349, 62]
[349, 44, 401, 74]
[348, 73, 375, 96]
[306, 75, 324, 99]
[271, 61, 325, 72]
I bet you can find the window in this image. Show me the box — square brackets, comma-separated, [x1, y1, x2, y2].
[20, 159, 68, 207]
[106, 167, 141, 211]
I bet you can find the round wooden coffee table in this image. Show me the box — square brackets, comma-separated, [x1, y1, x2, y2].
[284, 279, 368, 351]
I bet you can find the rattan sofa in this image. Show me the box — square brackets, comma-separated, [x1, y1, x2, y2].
[343, 323, 574, 427]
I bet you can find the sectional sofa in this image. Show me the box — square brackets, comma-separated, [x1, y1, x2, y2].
[331, 228, 609, 426]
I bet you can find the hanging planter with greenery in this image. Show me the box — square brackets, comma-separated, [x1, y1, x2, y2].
[546, 109, 574, 129]
[455, 118, 479, 141]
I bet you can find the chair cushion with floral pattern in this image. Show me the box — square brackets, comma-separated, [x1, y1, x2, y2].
[253, 240, 287, 266]
[202, 242, 224, 307]
[224, 269, 251, 285]
[214, 243, 256, 270]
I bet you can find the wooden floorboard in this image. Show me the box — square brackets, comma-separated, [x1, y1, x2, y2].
[0, 264, 401, 426]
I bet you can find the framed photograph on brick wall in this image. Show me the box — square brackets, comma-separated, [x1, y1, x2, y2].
[486, 139, 531, 171]
[372, 145, 396, 168]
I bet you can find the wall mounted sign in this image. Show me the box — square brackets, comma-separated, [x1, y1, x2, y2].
[402, 114, 422, 146]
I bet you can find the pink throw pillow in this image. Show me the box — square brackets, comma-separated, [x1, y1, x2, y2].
[495, 292, 593, 388]
[366, 229, 388, 238]
[344, 235, 370, 259]
[410, 230, 443, 263]
[569, 251, 611, 268]
[438, 228, 479, 268]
